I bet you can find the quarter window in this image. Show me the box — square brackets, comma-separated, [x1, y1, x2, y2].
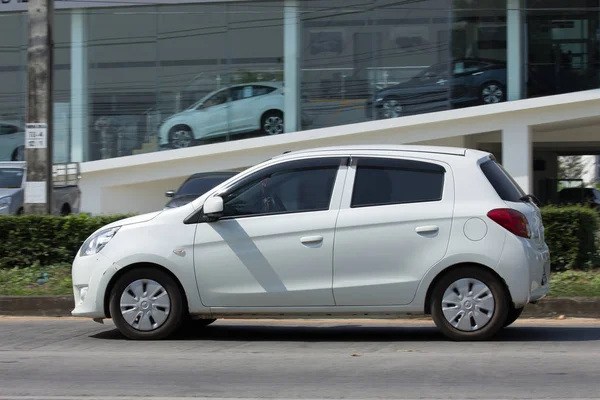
[221, 158, 342, 218]
[351, 157, 445, 207]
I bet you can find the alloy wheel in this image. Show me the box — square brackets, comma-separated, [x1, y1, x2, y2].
[482, 84, 503, 104]
[171, 129, 194, 148]
[382, 99, 403, 118]
[264, 115, 284, 135]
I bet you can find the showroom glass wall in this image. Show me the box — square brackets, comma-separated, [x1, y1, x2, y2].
[1, 1, 600, 163]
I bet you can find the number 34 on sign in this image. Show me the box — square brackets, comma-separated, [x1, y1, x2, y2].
[25, 123, 48, 149]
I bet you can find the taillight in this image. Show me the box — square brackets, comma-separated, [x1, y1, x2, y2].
[487, 208, 530, 238]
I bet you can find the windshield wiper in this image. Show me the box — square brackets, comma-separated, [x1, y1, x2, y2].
[520, 194, 540, 206]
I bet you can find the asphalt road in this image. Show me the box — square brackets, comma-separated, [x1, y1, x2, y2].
[1, 317, 600, 400]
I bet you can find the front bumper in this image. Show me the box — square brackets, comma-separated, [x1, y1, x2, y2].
[72, 252, 120, 319]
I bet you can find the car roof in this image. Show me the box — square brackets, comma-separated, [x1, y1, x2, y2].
[272, 145, 489, 160]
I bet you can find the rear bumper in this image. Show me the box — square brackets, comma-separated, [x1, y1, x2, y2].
[498, 236, 551, 308]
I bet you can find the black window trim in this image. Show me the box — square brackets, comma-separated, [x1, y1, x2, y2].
[349, 156, 447, 209]
[184, 156, 348, 224]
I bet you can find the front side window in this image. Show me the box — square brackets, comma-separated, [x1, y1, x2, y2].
[351, 158, 446, 208]
[221, 158, 342, 218]
[201, 90, 229, 108]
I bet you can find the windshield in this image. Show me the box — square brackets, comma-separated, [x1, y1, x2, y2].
[0, 168, 24, 189]
[178, 175, 233, 196]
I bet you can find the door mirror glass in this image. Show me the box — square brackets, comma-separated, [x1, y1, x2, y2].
[165, 190, 175, 198]
[203, 196, 224, 219]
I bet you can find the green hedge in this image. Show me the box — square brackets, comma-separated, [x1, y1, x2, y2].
[0, 207, 598, 272]
[0, 214, 132, 270]
[540, 206, 599, 271]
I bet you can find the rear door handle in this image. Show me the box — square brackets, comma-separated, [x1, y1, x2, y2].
[415, 225, 439, 234]
[301, 235, 323, 244]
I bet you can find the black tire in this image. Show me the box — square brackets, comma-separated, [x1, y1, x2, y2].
[109, 268, 186, 340]
[168, 125, 195, 149]
[60, 204, 71, 216]
[431, 266, 509, 341]
[11, 146, 24, 161]
[181, 317, 217, 331]
[261, 110, 284, 135]
[480, 81, 505, 105]
[16, 208, 24, 216]
[504, 306, 524, 328]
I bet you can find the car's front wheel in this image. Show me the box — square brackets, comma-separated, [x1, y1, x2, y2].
[380, 97, 403, 119]
[431, 266, 509, 341]
[109, 268, 186, 340]
[169, 125, 194, 149]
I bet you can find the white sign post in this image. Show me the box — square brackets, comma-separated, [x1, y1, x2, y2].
[25, 123, 48, 149]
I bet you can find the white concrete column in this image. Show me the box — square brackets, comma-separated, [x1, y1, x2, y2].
[502, 124, 532, 194]
[70, 9, 89, 162]
[284, 0, 300, 133]
[507, 0, 524, 101]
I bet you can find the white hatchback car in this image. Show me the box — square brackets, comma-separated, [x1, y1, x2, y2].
[72, 145, 550, 341]
[158, 82, 284, 149]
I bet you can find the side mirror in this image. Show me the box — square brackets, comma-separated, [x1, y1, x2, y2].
[203, 196, 224, 220]
[165, 190, 175, 198]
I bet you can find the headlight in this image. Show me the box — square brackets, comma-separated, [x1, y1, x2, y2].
[374, 97, 384, 103]
[80, 227, 120, 257]
[0, 196, 11, 209]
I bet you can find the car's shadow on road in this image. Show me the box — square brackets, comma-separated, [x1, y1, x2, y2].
[90, 322, 600, 342]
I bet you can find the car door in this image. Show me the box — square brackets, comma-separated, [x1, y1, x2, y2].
[227, 86, 256, 133]
[410, 64, 451, 114]
[192, 89, 230, 138]
[450, 60, 487, 106]
[193, 156, 348, 307]
[333, 156, 454, 306]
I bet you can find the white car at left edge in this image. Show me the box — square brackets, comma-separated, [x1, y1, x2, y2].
[0, 122, 24, 161]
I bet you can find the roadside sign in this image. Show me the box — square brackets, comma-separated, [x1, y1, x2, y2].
[25, 123, 48, 149]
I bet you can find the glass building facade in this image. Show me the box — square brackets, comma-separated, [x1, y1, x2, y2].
[1, 0, 599, 163]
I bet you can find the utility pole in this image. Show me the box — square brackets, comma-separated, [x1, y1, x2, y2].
[25, 0, 54, 215]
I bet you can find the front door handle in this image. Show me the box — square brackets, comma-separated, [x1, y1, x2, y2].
[415, 225, 439, 234]
[301, 235, 323, 244]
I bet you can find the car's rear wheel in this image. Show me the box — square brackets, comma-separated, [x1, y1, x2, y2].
[169, 125, 194, 149]
[504, 306, 524, 328]
[109, 268, 186, 340]
[480, 82, 505, 104]
[261, 111, 284, 135]
[12, 146, 24, 161]
[431, 266, 509, 341]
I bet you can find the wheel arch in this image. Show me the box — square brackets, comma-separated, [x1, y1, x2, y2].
[103, 262, 189, 318]
[261, 108, 284, 121]
[423, 262, 513, 315]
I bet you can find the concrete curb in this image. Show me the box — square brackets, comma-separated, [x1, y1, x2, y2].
[1, 296, 599, 318]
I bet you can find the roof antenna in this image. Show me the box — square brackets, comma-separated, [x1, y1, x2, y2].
[283, 150, 291, 154]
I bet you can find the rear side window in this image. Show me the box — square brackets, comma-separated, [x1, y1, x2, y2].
[480, 159, 525, 202]
[351, 158, 446, 208]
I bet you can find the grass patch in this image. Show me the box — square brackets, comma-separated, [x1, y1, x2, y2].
[1, 265, 600, 298]
[548, 269, 600, 297]
[0, 264, 72, 296]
